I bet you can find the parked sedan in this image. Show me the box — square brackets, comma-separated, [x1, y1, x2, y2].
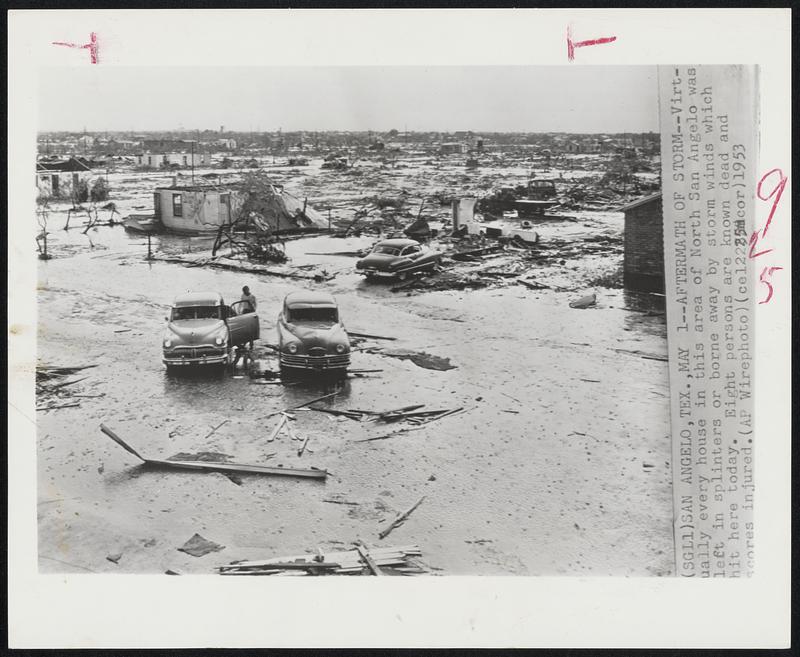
[355, 238, 442, 280]
[162, 292, 259, 370]
[277, 291, 351, 375]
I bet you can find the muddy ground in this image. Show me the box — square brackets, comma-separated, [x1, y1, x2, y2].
[35, 154, 672, 576]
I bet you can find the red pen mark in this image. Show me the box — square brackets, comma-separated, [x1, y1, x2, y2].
[750, 167, 788, 304]
[748, 230, 773, 259]
[757, 266, 783, 305]
[566, 24, 617, 61]
[755, 168, 787, 237]
[52, 32, 99, 64]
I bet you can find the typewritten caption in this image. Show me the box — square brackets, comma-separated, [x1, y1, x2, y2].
[659, 65, 757, 577]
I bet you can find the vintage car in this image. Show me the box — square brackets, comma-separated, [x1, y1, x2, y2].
[355, 238, 442, 280]
[277, 291, 350, 374]
[162, 291, 259, 369]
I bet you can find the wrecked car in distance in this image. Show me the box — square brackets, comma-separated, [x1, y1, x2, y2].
[355, 238, 442, 281]
[277, 291, 351, 375]
[162, 292, 259, 370]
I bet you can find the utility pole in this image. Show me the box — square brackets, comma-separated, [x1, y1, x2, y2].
[191, 141, 195, 185]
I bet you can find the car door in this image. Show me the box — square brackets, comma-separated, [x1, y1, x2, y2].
[227, 301, 260, 345]
[399, 245, 421, 270]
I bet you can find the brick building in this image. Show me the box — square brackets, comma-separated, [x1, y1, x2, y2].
[621, 193, 664, 292]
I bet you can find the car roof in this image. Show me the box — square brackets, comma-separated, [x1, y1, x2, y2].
[284, 290, 337, 308]
[376, 238, 420, 248]
[173, 291, 223, 307]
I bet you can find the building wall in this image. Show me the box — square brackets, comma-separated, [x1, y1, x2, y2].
[137, 152, 209, 168]
[155, 188, 245, 233]
[623, 197, 665, 292]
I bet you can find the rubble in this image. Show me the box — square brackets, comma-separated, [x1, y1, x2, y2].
[217, 544, 426, 576]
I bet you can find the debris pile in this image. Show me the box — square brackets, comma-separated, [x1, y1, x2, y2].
[36, 364, 99, 411]
[218, 544, 426, 576]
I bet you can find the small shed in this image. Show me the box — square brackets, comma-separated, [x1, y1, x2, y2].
[621, 193, 664, 292]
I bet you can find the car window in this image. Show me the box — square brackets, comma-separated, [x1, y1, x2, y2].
[231, 301, 254, 315]
[288, 307, 338, 323]
[171, 305, 221, 321]
[402, 245, 421, 256]
[373, 245, 401, 255]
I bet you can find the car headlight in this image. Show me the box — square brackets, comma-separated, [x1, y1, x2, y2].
[335, 343, 346, 354]
[287, 343, 298, 354]
[163, 339, 172, 348]
[214, 336, 225, 346]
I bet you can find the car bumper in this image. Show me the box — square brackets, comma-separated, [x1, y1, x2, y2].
[280, 353, 350, 370]
[359, 268, 396, 278]
[163, 347, 228, 366]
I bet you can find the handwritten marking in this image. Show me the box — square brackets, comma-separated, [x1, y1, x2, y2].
[567, 24, 617, 61]
[52, 32, 99, 64]
[749, 168, 787, 303]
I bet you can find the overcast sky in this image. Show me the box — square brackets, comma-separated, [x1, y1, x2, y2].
[38, 66, 658, 134]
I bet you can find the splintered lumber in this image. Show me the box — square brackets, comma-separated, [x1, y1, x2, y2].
[47, 375, 89, 391]
[266, 414, 288, 442]
[307, 406, 363, 421]
[355, 542, 384, 576]
[217, 544, 423, 576]
[100, 424, 327, 480]
[347, 331, 397, 341]
[266, 391, 339, 418]
[379, 496, 426, 540]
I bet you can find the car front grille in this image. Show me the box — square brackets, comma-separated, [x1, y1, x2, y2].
[170, 346, 226, 359]
[281, 353, 350, 370]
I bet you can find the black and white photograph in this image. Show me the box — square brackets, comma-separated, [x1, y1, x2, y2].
[8, 8, 791, 649]
[33, 65, 671, 577]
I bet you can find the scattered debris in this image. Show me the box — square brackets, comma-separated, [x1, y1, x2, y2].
[569, 293, 597, 309]
[347, 331, 397, 341]
[178, 533, 225, 558]
[379, 496, 426, 540]
[265, 391, 339, 418]
[376, 348, 456, 371]
[100, 424, 328, 480]
[218, 544, 425, 576]
[106, 553, 122, 564]
[323, 498, 359, 506]
[202, 419, 229, 441]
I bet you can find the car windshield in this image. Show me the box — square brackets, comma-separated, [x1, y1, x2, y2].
[171, 305, 221, 321]
[288, 307, 338, 324]
[373, 245, 401, 255]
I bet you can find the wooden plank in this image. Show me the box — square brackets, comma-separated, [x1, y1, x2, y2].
[355, 542, 384, 576]
[100, 423, 146, 462]
[347, 331, 397, 341]
[147, 458, 327, 480]
[379, 496, 426, 540]
[266, 414, 287, 442]
[100, 424, 326, 479]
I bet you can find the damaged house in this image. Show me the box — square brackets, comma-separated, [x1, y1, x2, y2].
[153, 179, 328, 235]
[36, 156, 92, 198]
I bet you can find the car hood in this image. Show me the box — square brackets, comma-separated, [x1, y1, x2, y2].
[166, 319, 226, 345]
[280, 321, 349, 349]
[358, 252, 403, 268]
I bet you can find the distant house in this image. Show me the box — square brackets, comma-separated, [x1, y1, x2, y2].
[565, 141, 581, 153]
[136, 151, 209, 168]
[621, 193, 664, 292]
[440, 142, 466, 155]
[36, 157, 92, 198]
[153, 183, 329, 235]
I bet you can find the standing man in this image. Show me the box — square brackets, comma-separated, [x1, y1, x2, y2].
[241, 285, 257, 351]
[241, 285, 257, 313]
